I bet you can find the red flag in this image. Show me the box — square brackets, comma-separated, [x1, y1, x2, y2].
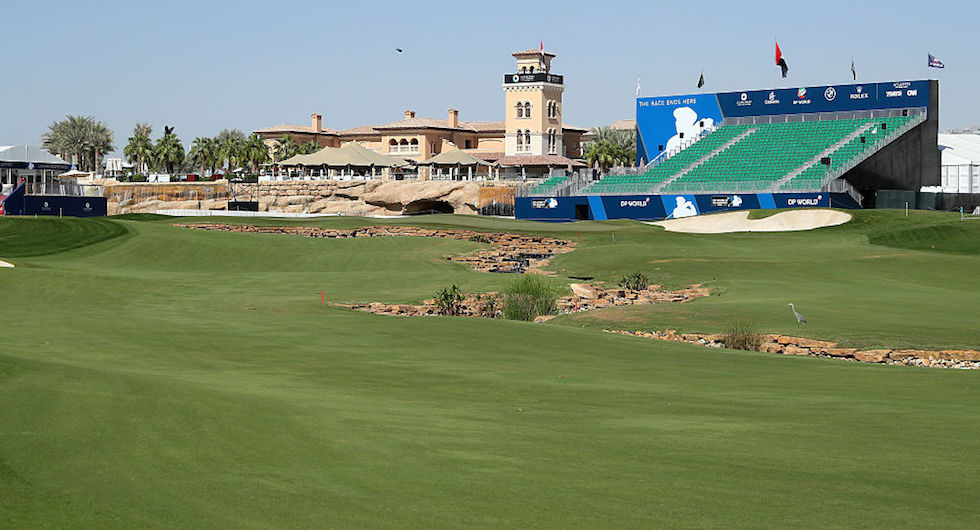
[775, 41, 789, 78]
[540, 39, 544, 52]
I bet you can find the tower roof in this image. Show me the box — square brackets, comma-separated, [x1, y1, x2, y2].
[513, 49, 556, 59]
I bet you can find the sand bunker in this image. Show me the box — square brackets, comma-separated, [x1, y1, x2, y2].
[0, 259, 13, 268]
[651, 209, 851, 234]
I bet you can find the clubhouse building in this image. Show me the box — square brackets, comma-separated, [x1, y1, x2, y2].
[253, 49, 587, 180]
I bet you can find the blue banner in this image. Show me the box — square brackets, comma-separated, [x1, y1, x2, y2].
[515, 192, 856, 222]
[637, 80, 930, 163]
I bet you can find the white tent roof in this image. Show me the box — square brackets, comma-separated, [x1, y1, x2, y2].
[0, 145, 70, 166]
[938, 134, 980, 166]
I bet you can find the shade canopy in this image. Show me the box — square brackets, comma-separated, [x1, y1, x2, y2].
[418, 148, 496, 167]
[280, 142, 410, 168]
[0, 145, 71, 170]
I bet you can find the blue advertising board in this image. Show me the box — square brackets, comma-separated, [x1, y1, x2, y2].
[515, 192, 857, 222]
[637, 80, 930, 163]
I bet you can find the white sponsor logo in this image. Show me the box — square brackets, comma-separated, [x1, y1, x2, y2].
[765, 91, 780, 105]
[850, 86, 869, 100]
[620, 198, 650, 208]
[787, 194, 823, 206]
[907, 89, 918, 97]
[731, 195, 743, 207]
[893, 81, 911, 89]
[736, 92, 752, 107]
[824, 87, 837, 101]
[885, 90, 902, 97]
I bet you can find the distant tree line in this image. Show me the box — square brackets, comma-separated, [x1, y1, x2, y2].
[41, 115, 325, 178]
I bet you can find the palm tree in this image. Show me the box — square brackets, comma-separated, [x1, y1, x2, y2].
[241, 134, 270, 173]
[273, 135, 300, 163]
[40, 115, 115, 172]
[298, 140, 320, 155]
[215, 129, 246, 174]
[124, 133, 154, 175]
[154, 129, 185, 175]
[584, 127, 636, 172]
[189, 137, 220, 177]
[133, 122, 153, 138]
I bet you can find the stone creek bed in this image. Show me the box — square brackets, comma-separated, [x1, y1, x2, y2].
[177, 223, 574, 273]
[607, 329, 980, 370]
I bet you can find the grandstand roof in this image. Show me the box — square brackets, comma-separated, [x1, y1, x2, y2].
[938, 133, 980, 165]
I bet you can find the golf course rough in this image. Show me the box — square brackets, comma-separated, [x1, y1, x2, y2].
[0, 210, 978, 528]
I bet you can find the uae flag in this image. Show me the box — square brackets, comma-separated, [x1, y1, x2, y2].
[776, 41, 789, 78]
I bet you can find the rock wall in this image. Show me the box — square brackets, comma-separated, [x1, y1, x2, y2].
[606, 329, 980, 369]
[106, 179, 519, 216]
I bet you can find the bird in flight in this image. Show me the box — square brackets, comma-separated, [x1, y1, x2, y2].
[395, 48, 404, 53]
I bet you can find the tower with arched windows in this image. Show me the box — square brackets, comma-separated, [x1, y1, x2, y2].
[504, 49, 563, 157]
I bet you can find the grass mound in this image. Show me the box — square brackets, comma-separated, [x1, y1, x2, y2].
[0, 217, 129, 257]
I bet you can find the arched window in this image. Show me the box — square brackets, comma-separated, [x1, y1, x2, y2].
[516, 102, 523, 119]
[409, 138, 419, 152]
[521, 66, 526, 73]
[523, 101, 531, 118]
[524, 130, 531, 149]
[389, 139, 398, 152]
[529, 66, 535, 73]
[516, 130, 523, 148]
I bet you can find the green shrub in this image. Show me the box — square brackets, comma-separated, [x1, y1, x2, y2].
[477, 293, 500, 318]
[502, 275, 562, 321]
[436, 285, 464, 316]
[618, 272, 649, 291]
[468, 234, 492, 244]
[722, 318, 764, 351]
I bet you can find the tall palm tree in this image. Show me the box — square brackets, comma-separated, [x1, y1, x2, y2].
[41, 115, 115, 172]
[241, 134, 270, 173]
[154, 130, 185, 175]
[189, 137, 220, 177]
[216, 129, 246, 174]
[124, 133, 154, 175]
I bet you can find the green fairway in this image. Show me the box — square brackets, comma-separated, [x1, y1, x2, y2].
[0, 211, 978, 528]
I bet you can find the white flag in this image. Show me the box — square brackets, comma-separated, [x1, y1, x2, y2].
[636, 76, 641, 97]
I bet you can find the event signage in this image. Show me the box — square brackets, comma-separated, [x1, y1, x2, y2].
[636, 80, 930, 163]
[503, 73, 563, 85]
[515, 192, 848, 222]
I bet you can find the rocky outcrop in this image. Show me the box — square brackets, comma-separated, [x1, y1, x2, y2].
[107, 180, 515, 216]
[177, 224, 576, 274]
[605, 329, 980, 370]
[361, 181, 480, 214]
[342, 284, 709, 318]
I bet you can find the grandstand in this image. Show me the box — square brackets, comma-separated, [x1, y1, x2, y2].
[516, 79, 939, 221]
[582, 112, 923, 195]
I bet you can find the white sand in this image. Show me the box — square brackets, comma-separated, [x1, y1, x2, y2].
[651, 209, 852, 234]
[0, 259, 13, 268]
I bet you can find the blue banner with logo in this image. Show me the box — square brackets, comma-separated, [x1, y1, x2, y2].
[516, 192, 855, 222]
[637, 80, 930, 163]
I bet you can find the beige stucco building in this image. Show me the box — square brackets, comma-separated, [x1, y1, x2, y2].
[254, 49, 586, 179]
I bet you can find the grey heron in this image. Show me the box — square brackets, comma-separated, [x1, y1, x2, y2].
[788, 303, 807, 326]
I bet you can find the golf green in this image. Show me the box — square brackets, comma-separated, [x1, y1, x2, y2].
[0, 211, 977, 528]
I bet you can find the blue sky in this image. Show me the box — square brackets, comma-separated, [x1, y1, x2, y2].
[1, 0, 974, 156]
